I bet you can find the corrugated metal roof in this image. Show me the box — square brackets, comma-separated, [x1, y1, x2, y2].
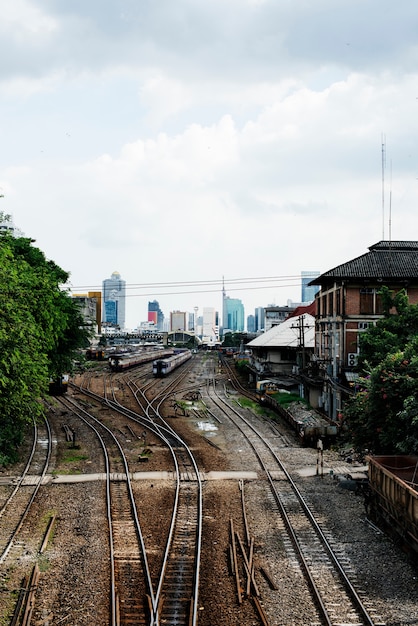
[310, 241, 418, 285]
[247, 313, 315, 349]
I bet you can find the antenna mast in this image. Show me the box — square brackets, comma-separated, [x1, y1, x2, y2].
[381, 134, 386, 240]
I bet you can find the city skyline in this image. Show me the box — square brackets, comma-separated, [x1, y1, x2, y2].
[3, 2, 418, 332]
[95, 270, 314, 331]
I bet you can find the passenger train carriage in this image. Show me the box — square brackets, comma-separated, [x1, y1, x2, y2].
[153, 349, 192, 377]
[109, 348, 173, 372]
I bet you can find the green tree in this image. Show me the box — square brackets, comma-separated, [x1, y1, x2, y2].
[0, 218, 92, 464]
[358, 287, 418, 369]
[344, 289, 418, 454]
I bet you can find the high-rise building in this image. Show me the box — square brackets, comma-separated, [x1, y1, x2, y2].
[223, 296, 244, 332]
[301, 271, 320, 303]
[170, 311, 187, 332]
[148, 300, 164, 330]
[254, 307, 265, 332]
[247, 315, 256, 333]
[102, 271, 126, 330]
[202, 307, 219, 344]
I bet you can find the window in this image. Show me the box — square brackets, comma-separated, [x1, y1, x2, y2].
[360, 288, 374, 314]
[336, 289, 342, 315]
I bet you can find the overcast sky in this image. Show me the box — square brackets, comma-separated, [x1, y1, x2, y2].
[2, 0, 418, 329]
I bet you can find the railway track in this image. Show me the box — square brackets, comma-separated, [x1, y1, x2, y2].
[205, 376, 385, 626]
[59, 395, 153, 626]
[70, 359, 203, 626]
[0, 416, 52, 566]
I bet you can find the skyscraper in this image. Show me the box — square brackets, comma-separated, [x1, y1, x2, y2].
[202, 307, 219, 344]
[223, 296, 244, 332]
[170, 311, 187, 331]
[102, 271, 126, 330]
[301, 271, 320, 303]
[254, 306, 265, 332]
[148, 300, 164, 330]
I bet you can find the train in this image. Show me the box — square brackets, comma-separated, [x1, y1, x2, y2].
[367, 455, 418, 561]
[153, 349, 192, 377]
[109, 349, 174, 372]
[256, 379, 282, 395]
[48, 374, 69, 396]
[258, 393, 338, 446]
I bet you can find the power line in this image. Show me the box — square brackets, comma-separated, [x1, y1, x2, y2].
[70, 274, 304, 295]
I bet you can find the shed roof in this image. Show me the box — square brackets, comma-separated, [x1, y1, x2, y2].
[309, 241, 418, 286]
[247, 313, 315, 349]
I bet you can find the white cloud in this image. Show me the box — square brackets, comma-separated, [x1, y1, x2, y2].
[2, 1, 418, 328]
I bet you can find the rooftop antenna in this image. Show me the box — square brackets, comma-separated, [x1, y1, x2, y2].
[389, 159, 392, 242]
[381, 134, 386, 240]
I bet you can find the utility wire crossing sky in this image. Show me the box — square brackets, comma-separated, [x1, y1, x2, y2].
[1, 1, 418, 327]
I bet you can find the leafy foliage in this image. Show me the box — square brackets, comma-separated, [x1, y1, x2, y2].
[0, 220, 92, 465]
[344, 288, 418, 454]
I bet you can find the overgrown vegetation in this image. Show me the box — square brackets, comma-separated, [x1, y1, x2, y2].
[343, 287, 418, 455]
[0, 214, 92, 466]
[271, 392, 308, 409]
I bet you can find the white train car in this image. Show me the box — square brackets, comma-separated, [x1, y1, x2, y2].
[109, 348, 173, 372]
[153, 350, 192, 377]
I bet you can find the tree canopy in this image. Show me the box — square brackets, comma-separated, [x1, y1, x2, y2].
[0, 215, 92, 465]
[343, 287, 418, 454]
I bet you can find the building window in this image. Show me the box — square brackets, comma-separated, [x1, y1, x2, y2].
[360, 288, 385, 315]
[336, 288, 341, 316]
[360, 288, 374, 314]
[328, 291, 334, 315]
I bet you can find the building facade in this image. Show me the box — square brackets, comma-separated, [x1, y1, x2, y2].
[170, 310, 187, 332]
[223, 296, 244, 332]
[148, 300, 164, 330]
[264, 305, 295, 332]
[301, 271, 320, 303]
[73, 291, 102, 333]
[309, 241, 418, 419]
[254, 307, 265, 332]
[202, 307, 219, 345]
[102, 271, 126, 330]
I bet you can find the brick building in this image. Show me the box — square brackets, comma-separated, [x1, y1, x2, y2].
[308, 241, 418, 420]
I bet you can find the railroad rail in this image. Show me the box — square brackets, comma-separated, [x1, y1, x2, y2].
[69, 358, 203, 626]
[206, 378, 384, 626]
[0, 417, 52, 566]
[59, 395, 153, 625]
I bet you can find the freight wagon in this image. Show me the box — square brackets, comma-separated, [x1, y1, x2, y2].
[258, 393, 338, 446]
[367, 455, 418, 561]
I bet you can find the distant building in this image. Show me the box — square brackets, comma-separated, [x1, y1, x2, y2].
[264, 305, 295, 332]
[73, 291, 102, 333]
[170, 310, 187, 332]
[247, 308, 315, 379]
[223, 296, 244, 333]
[102, 271, 126, 330]
[301, 271, 320, 303]
[202, 307, 219, 344]
[148, 300, 164, 330]
[247, 314, 256, 333]
[254, 307, 265, 332]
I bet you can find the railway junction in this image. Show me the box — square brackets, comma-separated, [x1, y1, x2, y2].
[0, 352, 418, 626]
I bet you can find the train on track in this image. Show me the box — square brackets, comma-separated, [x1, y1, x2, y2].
[48, 374, 69, 395]
[367, 455, 418, 561]
[258, 393, 338, 446]
[153, 349, 192, 377]
[109, 349, 174, 372]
